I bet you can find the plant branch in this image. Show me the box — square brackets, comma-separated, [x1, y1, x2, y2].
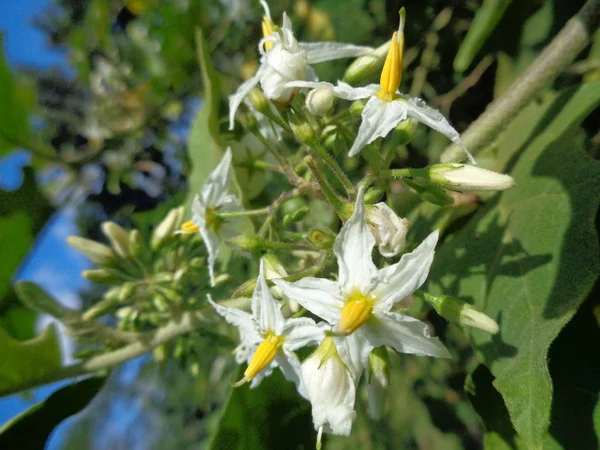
[440, 0, 600, 162]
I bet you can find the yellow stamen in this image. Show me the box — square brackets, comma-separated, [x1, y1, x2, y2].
[339, 291, 375, 335]
[262, 16, 275, 51]
[244, 332, 285, 381]
[377, 31, 404, 102]
[180, 220, 199, 234]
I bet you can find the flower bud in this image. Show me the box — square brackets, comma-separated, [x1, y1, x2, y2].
[288, 111, 316, 144]
[101, 221, 131, 258]
[82, 268, 127, 285]
[247, 88, 270, 114]
[151, 206, 184, 250]
[417, 291, 499, 334]
[309, 228, 336, 249]
[344, 41, 391, 85]
[67, 236, 117, 266]
[367, 346, 390, 420]
[364, 185, 386, 204]
[429, 164, 515, 192]
[305, 88, 335, 117]
[83, 295, 120, 321]
[392, 118, 417, 145]
[349, 99, 365, 116]
[367, 203, 410, 257]
[227, 235, 262, 252]
[129, 229, 144, 257]
[283, 207, 309, 227]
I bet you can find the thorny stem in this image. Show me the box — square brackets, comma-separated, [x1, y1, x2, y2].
[440, 0, 600, 162]
[305, 156, 353, 220]
[258, 186, 312, 236]
[308, 142, 355, 196]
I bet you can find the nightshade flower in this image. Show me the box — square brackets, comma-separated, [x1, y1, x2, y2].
[301, 337, 356, 445]
[228, 1, 372, 129]
[286, 10, 475, 161]
[208, 260, 325, 394]
[179, 148, 240, 287]
[274, 188, 450, 377]
[367, 202, 410, 258]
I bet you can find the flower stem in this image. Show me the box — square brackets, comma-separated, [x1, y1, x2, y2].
[305, 156, 353, 220]
[219, 207, 270, 218]
[309, 142, 355, 195]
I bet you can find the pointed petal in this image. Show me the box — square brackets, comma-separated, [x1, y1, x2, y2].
[372, 230, 438, 311]
[201, 148, 233, 206]
[218, 194, 242, 212]
[348, 96, 408, 156]
[191, 194, 207, 228]
[334, 187, 377, 294]
[404, 96, 475, 164]
[364, 310, 450, 358]
[282, 318, 325, 351]
[228, 70, 263, 130]
[273, 278, 343, 325]
[284, 80, 376, 101]
[252, 259, 286, 334]
[301, 42, 373, 64]
[334, 330, 373, 380]
[200, 227, 220, 287]
[207, 295, 261, 363]
[277, 349, 307, 398]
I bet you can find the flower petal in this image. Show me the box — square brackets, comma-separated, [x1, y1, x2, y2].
[201, 148, 234, 206]
[282, 317, 325, 351]
[364, 310, 450, 358]
[252, 259, 286, 334]
[228, 69, 263, 130]
[348, 96, 408, 156]
[199, 226, 220, 287]
[404, 96, 475, 164]
[284, 80, 376, 101]
[334, 330, 373, 380]
[277, 349, 307, 398]
[273, 277, 343, 325]
[372, 230, 438, 311]
[334, 187, 377, 294]
[301, 42, 373, 64]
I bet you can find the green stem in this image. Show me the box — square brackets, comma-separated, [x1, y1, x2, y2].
[305, 156, 353, 220]
[309, 142, 355, 195]
[220, 207, 270, 219]
[440, 0, 600, 162]
[379, 168, 424, 178]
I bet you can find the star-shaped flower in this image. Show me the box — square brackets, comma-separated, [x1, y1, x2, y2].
[228, 0, 373, 130]
[286, 9, 475, 161]
[274, 188, 450, 377]
[208, 259, 325, 394]
[180, 148, 241, 286]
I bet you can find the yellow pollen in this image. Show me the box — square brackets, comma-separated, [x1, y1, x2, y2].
[244, 332, 285, 380]
[339, 291, 375, 335]
[262, 16, 275, 51]
[377, 31, 404, 102]
[181, 220, 200, 234]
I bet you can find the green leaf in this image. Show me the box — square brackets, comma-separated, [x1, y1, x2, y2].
[0, 324, 62, 397]
[209, 369, 314, 450]
[15, 281, 76, 320]
[0, 376, 106, 450]
[428, 82, 600, 448]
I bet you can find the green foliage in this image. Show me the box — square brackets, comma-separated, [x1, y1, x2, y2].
[0, 377, 106, 450]
[428, 82, 600, 448]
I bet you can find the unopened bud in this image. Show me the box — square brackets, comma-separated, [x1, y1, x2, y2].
[349, 99, 365, 116]
[82, 268, 127, 284]
[288, 111, 316, 144]
[227, 235, 262, 252]
[364, 185, 386, 204]
[129, 229, 144, 257]
[305, 88, 335, 117]
[429, 164, 515, 192]
[368, 346, 390, 420]
[232, 279, 257, 298]
[248, 88, 269, 114]
[67, 236, 117, 266]
[101, 221, 131, 258]
[119, 282, 136, 301]
[393, 118, 417, 145]
[283, 207, 309, 227]
[83, 296, 121, 321]
[213, 274, 231, 286]
[344, 41, 391, 85]
[152, 206, 184, 250]
[417, 291, 499, 334]
[309, 228, 336, 249]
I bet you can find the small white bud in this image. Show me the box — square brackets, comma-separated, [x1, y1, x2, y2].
[367, 203, 410, 258]
[431, 164, 515, 192]
[305, 88, 335, 117]
[151, 206, 184, 250]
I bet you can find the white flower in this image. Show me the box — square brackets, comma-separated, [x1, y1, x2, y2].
[228, 1, 372, 129]
[301, 336, 356, 441]
[286, 12, 475, 161]
[305, 88, 335, 117]
[208, 259, 325, 395]
[430, 163, 515, 192]
[367, 202, 410, 257]
[274, 188, 450, 377]
[180, 148, 240, 286]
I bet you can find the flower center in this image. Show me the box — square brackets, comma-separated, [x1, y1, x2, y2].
[205, 206, 224, 234]
[339, 291, 375, 335]
[244, 332, 285, 380]
[262, 16, 276, 51]
[377, 30, 404, 102]
[180, 220, 199, 234]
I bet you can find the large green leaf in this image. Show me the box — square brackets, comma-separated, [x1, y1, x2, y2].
[0, 324, 62, 397]
[428, 82, 600, 448]
[209, 369, 314, 450]
[0, 376, 106, 450]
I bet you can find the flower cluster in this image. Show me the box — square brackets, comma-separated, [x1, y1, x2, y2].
[175, 3, 512, 447]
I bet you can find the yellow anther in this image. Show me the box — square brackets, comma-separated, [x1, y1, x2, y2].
[180, 220, 200, 234]
[339, 291, 375, 335]
[262, 16, 275, 51]
[243, 333, 285, 382]
[377, 31, 404, 102]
